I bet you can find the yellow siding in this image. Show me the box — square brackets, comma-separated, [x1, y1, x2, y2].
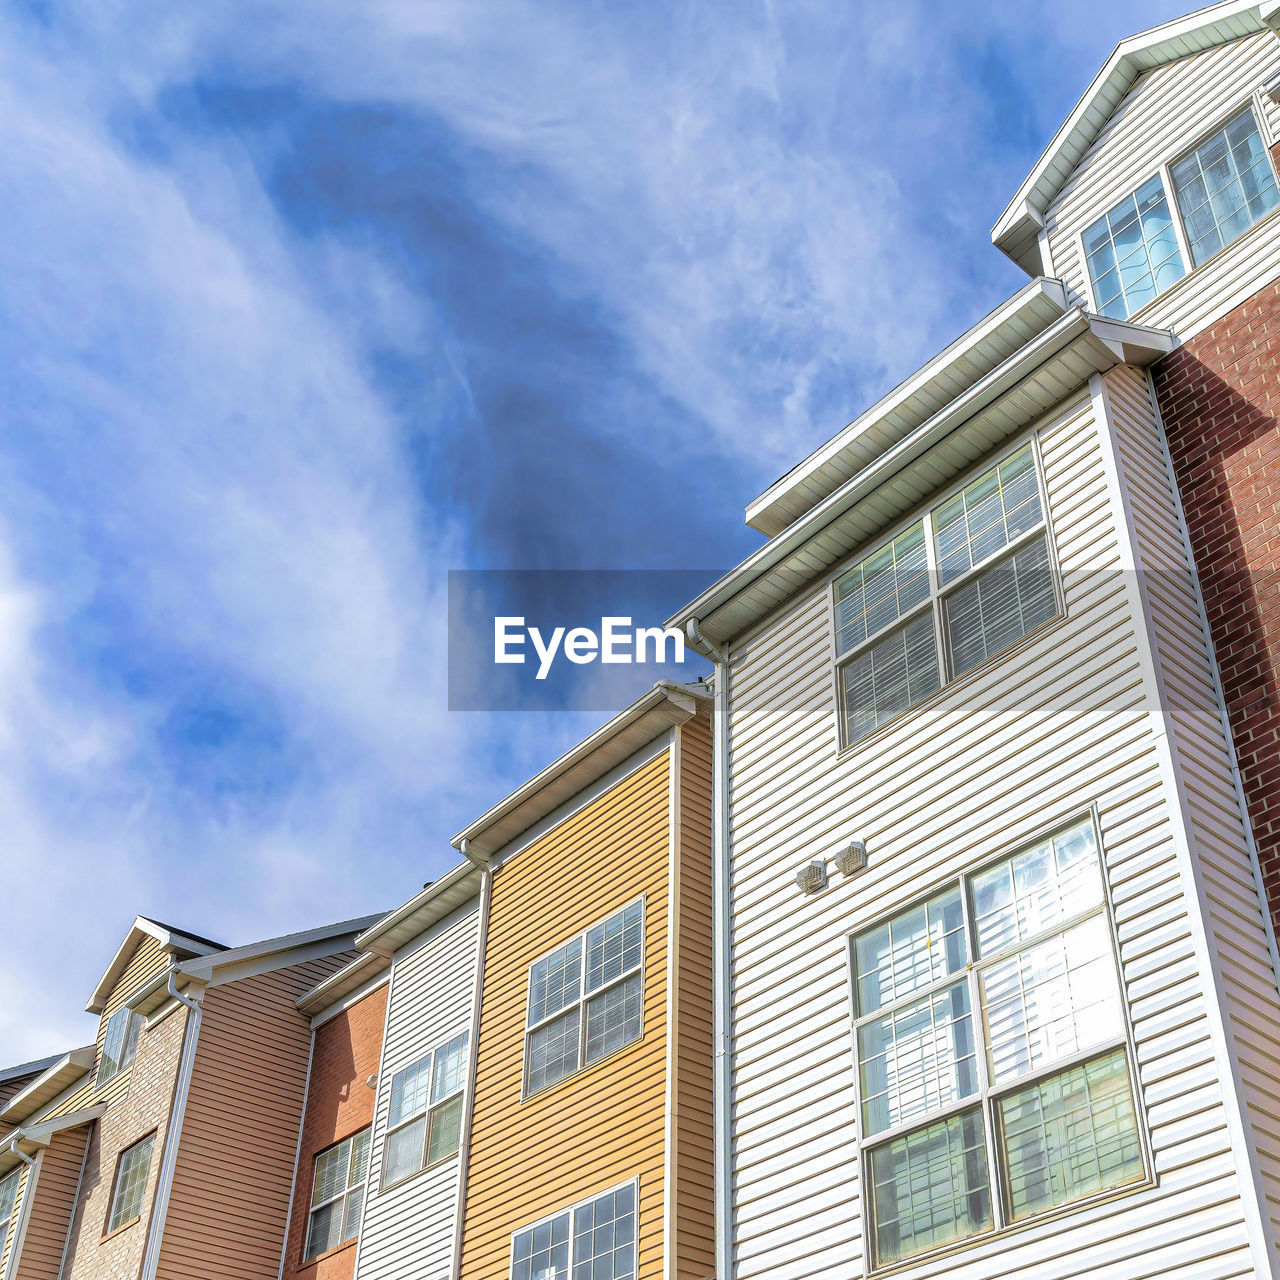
[672, 714, 715, 1280]
[461, 750, 673, 1279]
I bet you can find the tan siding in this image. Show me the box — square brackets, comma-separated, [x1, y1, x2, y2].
[0, 1166, 32, 1279]
[460, 750, 672, 1280]
[155, 952, 354, 1280]
[15, 1128, 90, 1280]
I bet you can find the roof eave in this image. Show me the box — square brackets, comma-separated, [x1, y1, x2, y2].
[670, 309, 1175, 646]
[0, 1046, 97, 1124]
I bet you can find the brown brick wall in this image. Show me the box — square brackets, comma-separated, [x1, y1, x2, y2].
[1152, 274, 1280, 928]
[281, 983, 388, 1280]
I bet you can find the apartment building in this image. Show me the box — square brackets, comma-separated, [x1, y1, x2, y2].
[669, 4, 1280, 1278]
[273, 681, 715, 1280]
[0, 913, 374, 1280]
[454, 682, 714, 1280]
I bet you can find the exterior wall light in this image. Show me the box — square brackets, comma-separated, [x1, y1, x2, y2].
[796, 861, 828, 894]
[834, 840, 868, 877]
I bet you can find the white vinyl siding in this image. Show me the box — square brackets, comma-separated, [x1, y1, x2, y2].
[1046, 29, 1280, 341]
[1099, 363, 1280, 1247]
[355, 900, 481, 1280]
[723, 386, 1276, 1279]
[524, 898, 644, 1097]
[306, 1129, 370, 1260]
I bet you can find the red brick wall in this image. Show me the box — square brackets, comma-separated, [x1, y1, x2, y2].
[1152, 274, 1280, 927]
[281, 983, 388, 1280]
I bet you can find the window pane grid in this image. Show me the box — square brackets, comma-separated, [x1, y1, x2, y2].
[0, 1169, 19, 1254]
[512, 1184, 636, 1280]
[1083, 175, 1185, 318]
[1172, 107, 1279, 266]
[108, 1133, 155, 1233]
[383, 1032, 469, 1188]
[853, 819, 1144, 1267]
[836, 440, 1058, 748]
[525, 900, 645, 1098]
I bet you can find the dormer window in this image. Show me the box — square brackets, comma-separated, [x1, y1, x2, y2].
[1170, 105, 1278, 266]
[1083, 175, 1184, 319]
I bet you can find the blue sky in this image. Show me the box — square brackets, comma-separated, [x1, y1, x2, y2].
[0, 0, 1187, 1059]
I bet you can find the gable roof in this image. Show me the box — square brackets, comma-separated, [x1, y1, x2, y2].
[0, 1046, 97, 1124]
[85, 916, 225, 1014]
[993, 0, 1279, 273]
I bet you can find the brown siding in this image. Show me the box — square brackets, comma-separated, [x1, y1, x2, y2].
[155, 952, 354, 1280]
[15, 1127, 90, 1280]
[671, 713, 715, 1280]
[460, 750, 673, 1279]
[282, 982, 388, 1280]
[85, 937, 170, 1114]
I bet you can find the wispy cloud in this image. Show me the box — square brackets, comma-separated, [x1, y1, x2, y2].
[0, 0, 1185, 1057]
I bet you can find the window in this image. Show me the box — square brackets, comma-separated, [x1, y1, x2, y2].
[0, 1169, 19, 1255]
[1083, 174, 1185, 318]
[525, 900, 644, 1098]
[97, 1008, 141, 1085]
[1171, 106, 1279, 267]
[304, 1129, 369, 1260]
[382, 1031, 468, 1188]
[107, 1133, 155, 1233]
[511, 1181, 636, 1280]
[852, 818, 1144, 1268]
[834, 442, 1057, 746]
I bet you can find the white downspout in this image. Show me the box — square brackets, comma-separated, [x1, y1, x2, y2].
[686, 619, 731, 1280]
[2, 1134, 40, 1280]
[139, 971, 203, 1280]
[449, 839, 491, 1280]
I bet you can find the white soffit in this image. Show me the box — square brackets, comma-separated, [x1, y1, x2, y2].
[993, 0, 1268, 272]
[747, 278, 1069, 537]
[0, 1105, 107, 1176]
[669, 309, 1175, 647]
[0, 1046, 96, 1124]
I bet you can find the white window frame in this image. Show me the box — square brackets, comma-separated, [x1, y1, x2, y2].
[1166, 100, 1280, 271]
[0, 1168, 19, 1255]
[1077, 169, 1187, 319]
[96, 1007, 141, 1086]
[105, 1131, 155, 1235]
[508, 1178, 639, 1280]
[848, 811, 1152, 1271]
[831, 432, 1063, 752]
[1081, 97, 1280, 317]
[380, 1030, 469, 1190]
[522, 896, 647, 1100]
[304, 1127, 369, 1261]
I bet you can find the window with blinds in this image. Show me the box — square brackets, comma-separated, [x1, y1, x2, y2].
[833, 441, 1058, 746]
[524, 899, 645, 1098]
[0, 1169, 19, 1257]
[305, 1129, 370, 1260]
[382, 1031, 469, 1188]
[851, 818, 1145, 1268]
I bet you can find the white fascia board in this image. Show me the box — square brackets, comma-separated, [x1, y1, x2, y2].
[0, 1047, 96, 1124]
[993, 0, 1266, 264]
[746, 278, 1069, 536]
[84, 916, 222, 1014]
[178, 915, 385, 985]
[669, 310, 1175, 645]
[449, 682, 708, 861]
[354, 861, 482, 958]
